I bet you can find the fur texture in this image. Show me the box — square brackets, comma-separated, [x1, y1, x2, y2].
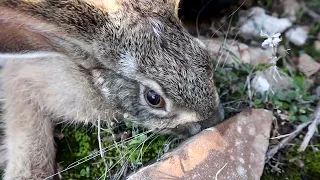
[0, 0, 224, 179]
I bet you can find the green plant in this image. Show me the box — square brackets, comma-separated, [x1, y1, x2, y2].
[306, 0, 320, 8]
[55, 121, 178, 179]
[255, 75, 317, 122]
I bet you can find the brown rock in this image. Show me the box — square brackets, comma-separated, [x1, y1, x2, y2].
[285, 26, 309, 46]
[280, 0, 300, 22]
[298, 54, 320, 77]
[238, 7, 292, 39]
[248, 47, 273, 66]
[251, 70, 292, 94]
[199, 37, 273, 67]
[127, 109, 273, 180]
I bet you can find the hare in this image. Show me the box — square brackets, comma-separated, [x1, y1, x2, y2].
[0, 0, 224, 179]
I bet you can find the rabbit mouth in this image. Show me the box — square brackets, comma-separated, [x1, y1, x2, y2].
[163, 107, 225, 137]
[157, 122, 202, 138]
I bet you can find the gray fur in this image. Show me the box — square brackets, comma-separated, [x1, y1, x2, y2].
[0, 0, 224, 179]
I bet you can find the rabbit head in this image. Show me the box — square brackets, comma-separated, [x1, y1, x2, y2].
[88, 0, 225, 136]
[0, 0, 224, 136]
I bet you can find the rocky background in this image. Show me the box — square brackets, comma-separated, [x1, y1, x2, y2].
[174, 0, 320, 179]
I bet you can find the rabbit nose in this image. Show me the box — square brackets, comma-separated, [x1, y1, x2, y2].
[197, 105, 225, 130]
[218, 105, 225, 121]
[187, 123, 202, 135]
[212, 104, 225, 124]
[172, 106, 225, 137]
[171, 122, 202, 137]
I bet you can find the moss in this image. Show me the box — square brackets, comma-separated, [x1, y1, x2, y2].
[56, 127, 107, 179]
[55, 123, 174, 179]
[261, 172, 301, 180]
[262, 142, 320, 180]
[302, 149, 320, 177]
[285, 146, 320, 179]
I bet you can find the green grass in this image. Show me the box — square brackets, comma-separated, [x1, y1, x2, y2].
[306, 0, 320, 8]
[55, 121, 179, 179]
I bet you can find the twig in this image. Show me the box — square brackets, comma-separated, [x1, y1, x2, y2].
[270, 132, 294, 140]
[269, 153, 283, 173]
[265, 121, 312, 163]
[215, 162, 228, 180]
[298, 102, 320, 152]
[300, 1, 320, 24]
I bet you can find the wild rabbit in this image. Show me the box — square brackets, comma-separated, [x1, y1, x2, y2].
[0, 0, 224, 179]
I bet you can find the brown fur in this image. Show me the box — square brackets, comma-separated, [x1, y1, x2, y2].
[0, 0, 223, 179]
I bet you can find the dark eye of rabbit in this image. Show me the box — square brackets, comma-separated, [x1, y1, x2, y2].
[144, 89, 165, 108]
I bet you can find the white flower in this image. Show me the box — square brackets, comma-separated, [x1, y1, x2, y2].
[260, 31, 282, 48]
[268, 65, 282, 82]
[269, 55, 281, 65]
[265, 56, 282, 81]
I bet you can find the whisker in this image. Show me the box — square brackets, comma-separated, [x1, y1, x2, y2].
[97, 116, 108, 180]
[113, 161, 129, 180]
[106, 126, 167, 180]
[143, 134, 161, 154]
[101, 131, 159, 180]
[45, 129, 153, 180]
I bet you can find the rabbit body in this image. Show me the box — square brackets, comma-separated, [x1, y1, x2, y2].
[0, 0, 223, 179]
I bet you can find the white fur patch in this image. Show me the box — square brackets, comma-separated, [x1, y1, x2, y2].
[101, 86, 110, 97]
[0, 52, 64, 68]
[177, 111, 199, 123]
[119, 52, 137, 75]
[0, 52, 62, 60]
[94, 77, 105, 86]
[148, 18, 163, 38]
[160, 110, 201, 129]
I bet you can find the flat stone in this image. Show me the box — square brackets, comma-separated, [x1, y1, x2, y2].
[199, 38, 249, 67]
[238, 7, 292, 39]
[127, 109, 273, 180]
[199, 37, 273, 67]
[280, 0, 300, 22]
[248, 47, 273, 66]
[298, 54, 320, 77]
[251, 70, 292, 94]
[285, 26, 309, 46]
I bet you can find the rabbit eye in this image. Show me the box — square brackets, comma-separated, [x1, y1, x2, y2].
[144, 89, 165, 108]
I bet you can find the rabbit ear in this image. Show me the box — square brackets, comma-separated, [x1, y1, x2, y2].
[0, 7, 61, 53]
[0, 5, 99, 69]
[0, 2, 101, 56]
[163, 0, 181, 17]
